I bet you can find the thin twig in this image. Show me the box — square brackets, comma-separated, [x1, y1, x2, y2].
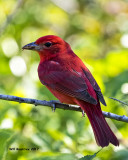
[109, 97, 128, 106]
[0, 94, 128, 123]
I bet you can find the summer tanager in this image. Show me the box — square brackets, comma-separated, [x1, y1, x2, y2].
[22, 35, 119, 147]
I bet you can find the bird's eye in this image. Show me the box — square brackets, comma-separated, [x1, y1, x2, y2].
[44, 42, 52, 47]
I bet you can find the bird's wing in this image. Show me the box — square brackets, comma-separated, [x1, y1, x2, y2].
[82, 67, 106, 106]
[39, 66, 97, 105]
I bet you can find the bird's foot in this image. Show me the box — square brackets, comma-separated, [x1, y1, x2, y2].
[82, 110, 85, 117]
[52, 103, 56, 112]
[49, 100, 60, 112]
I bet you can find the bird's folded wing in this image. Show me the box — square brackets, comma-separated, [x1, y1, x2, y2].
[82, 68, 106, 106]
[41, 69, 97, 105]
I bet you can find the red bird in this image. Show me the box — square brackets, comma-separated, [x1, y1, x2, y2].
[23, 35, 119, 147]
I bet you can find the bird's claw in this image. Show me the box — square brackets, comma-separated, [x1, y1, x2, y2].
[82, 110, 85, 117]
[52, 103, 56, 112]
[49, 100, 60, 112]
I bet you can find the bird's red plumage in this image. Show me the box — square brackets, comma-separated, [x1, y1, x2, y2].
[24, 35, 119, 147]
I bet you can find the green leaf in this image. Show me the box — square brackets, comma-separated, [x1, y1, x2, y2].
[79, 149, 101, 160]
[0, 129, 17, 160]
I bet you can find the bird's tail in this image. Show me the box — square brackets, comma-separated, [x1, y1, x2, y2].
[76, 100, 119, 147]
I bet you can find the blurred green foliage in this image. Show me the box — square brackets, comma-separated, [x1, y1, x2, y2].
[0, 0, 128, 159]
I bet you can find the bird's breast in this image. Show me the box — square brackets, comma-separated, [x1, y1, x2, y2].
[38, 60, 61, 84]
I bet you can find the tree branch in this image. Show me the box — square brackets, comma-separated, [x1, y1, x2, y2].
[0, 94, 128, 123]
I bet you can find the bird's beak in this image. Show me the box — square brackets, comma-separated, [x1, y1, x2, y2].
[22, 42, 41, 51]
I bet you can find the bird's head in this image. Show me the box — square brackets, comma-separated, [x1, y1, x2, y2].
[22, 35, 71, 61]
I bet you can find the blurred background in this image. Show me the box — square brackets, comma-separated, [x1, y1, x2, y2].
[0, 0, 128, 159]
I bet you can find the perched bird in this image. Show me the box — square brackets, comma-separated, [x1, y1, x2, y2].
[22, 35, 119, 147]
